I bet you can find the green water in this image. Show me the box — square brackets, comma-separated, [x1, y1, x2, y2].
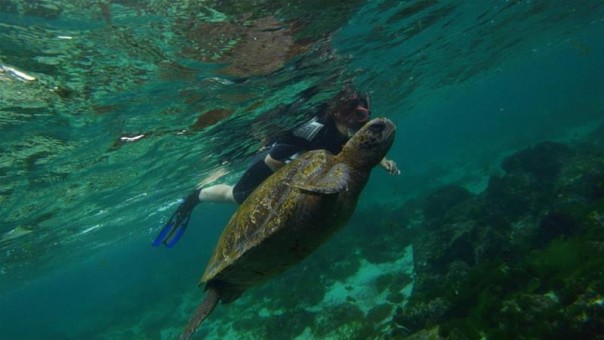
[1, 1, 603, 339]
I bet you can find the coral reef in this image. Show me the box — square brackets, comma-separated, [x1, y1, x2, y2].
[390, 141, 604, 338]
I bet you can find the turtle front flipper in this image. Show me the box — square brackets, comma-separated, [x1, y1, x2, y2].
[180, 286, 220, 340]
[287, 163, 350, 194]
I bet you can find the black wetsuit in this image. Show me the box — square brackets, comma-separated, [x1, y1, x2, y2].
[232, 115, 348, 203]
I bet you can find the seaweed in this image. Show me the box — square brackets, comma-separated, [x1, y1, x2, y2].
[396, 140, 604, 339]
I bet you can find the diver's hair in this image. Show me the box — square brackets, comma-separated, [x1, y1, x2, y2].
[327, 86, 370, 117]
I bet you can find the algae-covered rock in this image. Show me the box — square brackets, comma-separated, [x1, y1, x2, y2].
[501, 141, 574, 181]
[393, 298, 451, 333]
[423, 185, 474, 224]
[564, 288, 604, 337]
[366, 304, 394, 324]
[498, 293, 561, 336]
[485, 172, 544, 221]
[534, 211, 578, 247]
[395, 139, 604, 339]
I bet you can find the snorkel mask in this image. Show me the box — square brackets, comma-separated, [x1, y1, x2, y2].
[339, 105, 370, 124]
[333, 90, 371, 135]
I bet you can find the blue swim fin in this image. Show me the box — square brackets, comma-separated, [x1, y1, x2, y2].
[152, 209, 191, 247]
[163, 214, 190, 248]
[153, 190, 200, 248]
[152, 219, 176, 247]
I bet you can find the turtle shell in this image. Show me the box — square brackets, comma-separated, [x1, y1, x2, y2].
[201, 150, 351, 288]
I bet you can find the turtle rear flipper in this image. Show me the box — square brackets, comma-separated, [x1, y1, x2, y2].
[180, 286, 220, 340]
[287, 163, 350, 194]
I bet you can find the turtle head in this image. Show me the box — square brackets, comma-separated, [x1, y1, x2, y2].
[341, 117, 396, 167]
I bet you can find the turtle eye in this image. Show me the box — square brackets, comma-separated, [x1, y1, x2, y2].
[369, 121, 385, 133]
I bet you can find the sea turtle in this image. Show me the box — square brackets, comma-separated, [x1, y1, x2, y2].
[180, 117, 396, 339]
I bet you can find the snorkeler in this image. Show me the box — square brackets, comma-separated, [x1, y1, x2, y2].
[153, 87, 400, 247]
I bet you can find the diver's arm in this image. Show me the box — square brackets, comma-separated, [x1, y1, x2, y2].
[264, 153, 285, 172]
[380, 157, 401, 175]
[265, 143, 306, 171]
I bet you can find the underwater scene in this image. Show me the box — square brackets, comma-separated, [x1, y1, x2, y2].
[1, 0, 604, 339]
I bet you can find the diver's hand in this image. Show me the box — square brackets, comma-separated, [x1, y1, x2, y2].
[380, 158, 401, 175]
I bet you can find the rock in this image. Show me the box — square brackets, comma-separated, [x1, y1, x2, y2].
[485, 172, 544, 221]
[414, 220, 477, 277]
[534, 211, 577, 247]
[423, 185, 474, 224]
[393, 298, 451, 333]
[496, 294, 562, 337]
[587, 120, 604, 147]
[564, 289, 604, 337]
[381, 139, 604, 339]
[263, 309, 315, 338]
[554, 151, 604, 207]
[501, 141, 573, 181]
[404, 326, 444, 340]
[366, 304, 394, 324]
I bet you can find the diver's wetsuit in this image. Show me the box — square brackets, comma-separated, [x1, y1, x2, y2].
[232, 115, 348, 203]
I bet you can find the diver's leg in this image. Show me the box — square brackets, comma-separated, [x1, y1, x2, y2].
[232, 151, 274, 204]
[199, 184, 236, 203]
[153, 151, 271, 247]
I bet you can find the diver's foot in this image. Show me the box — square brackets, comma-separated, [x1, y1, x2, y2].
[152, 189, 201, 247]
